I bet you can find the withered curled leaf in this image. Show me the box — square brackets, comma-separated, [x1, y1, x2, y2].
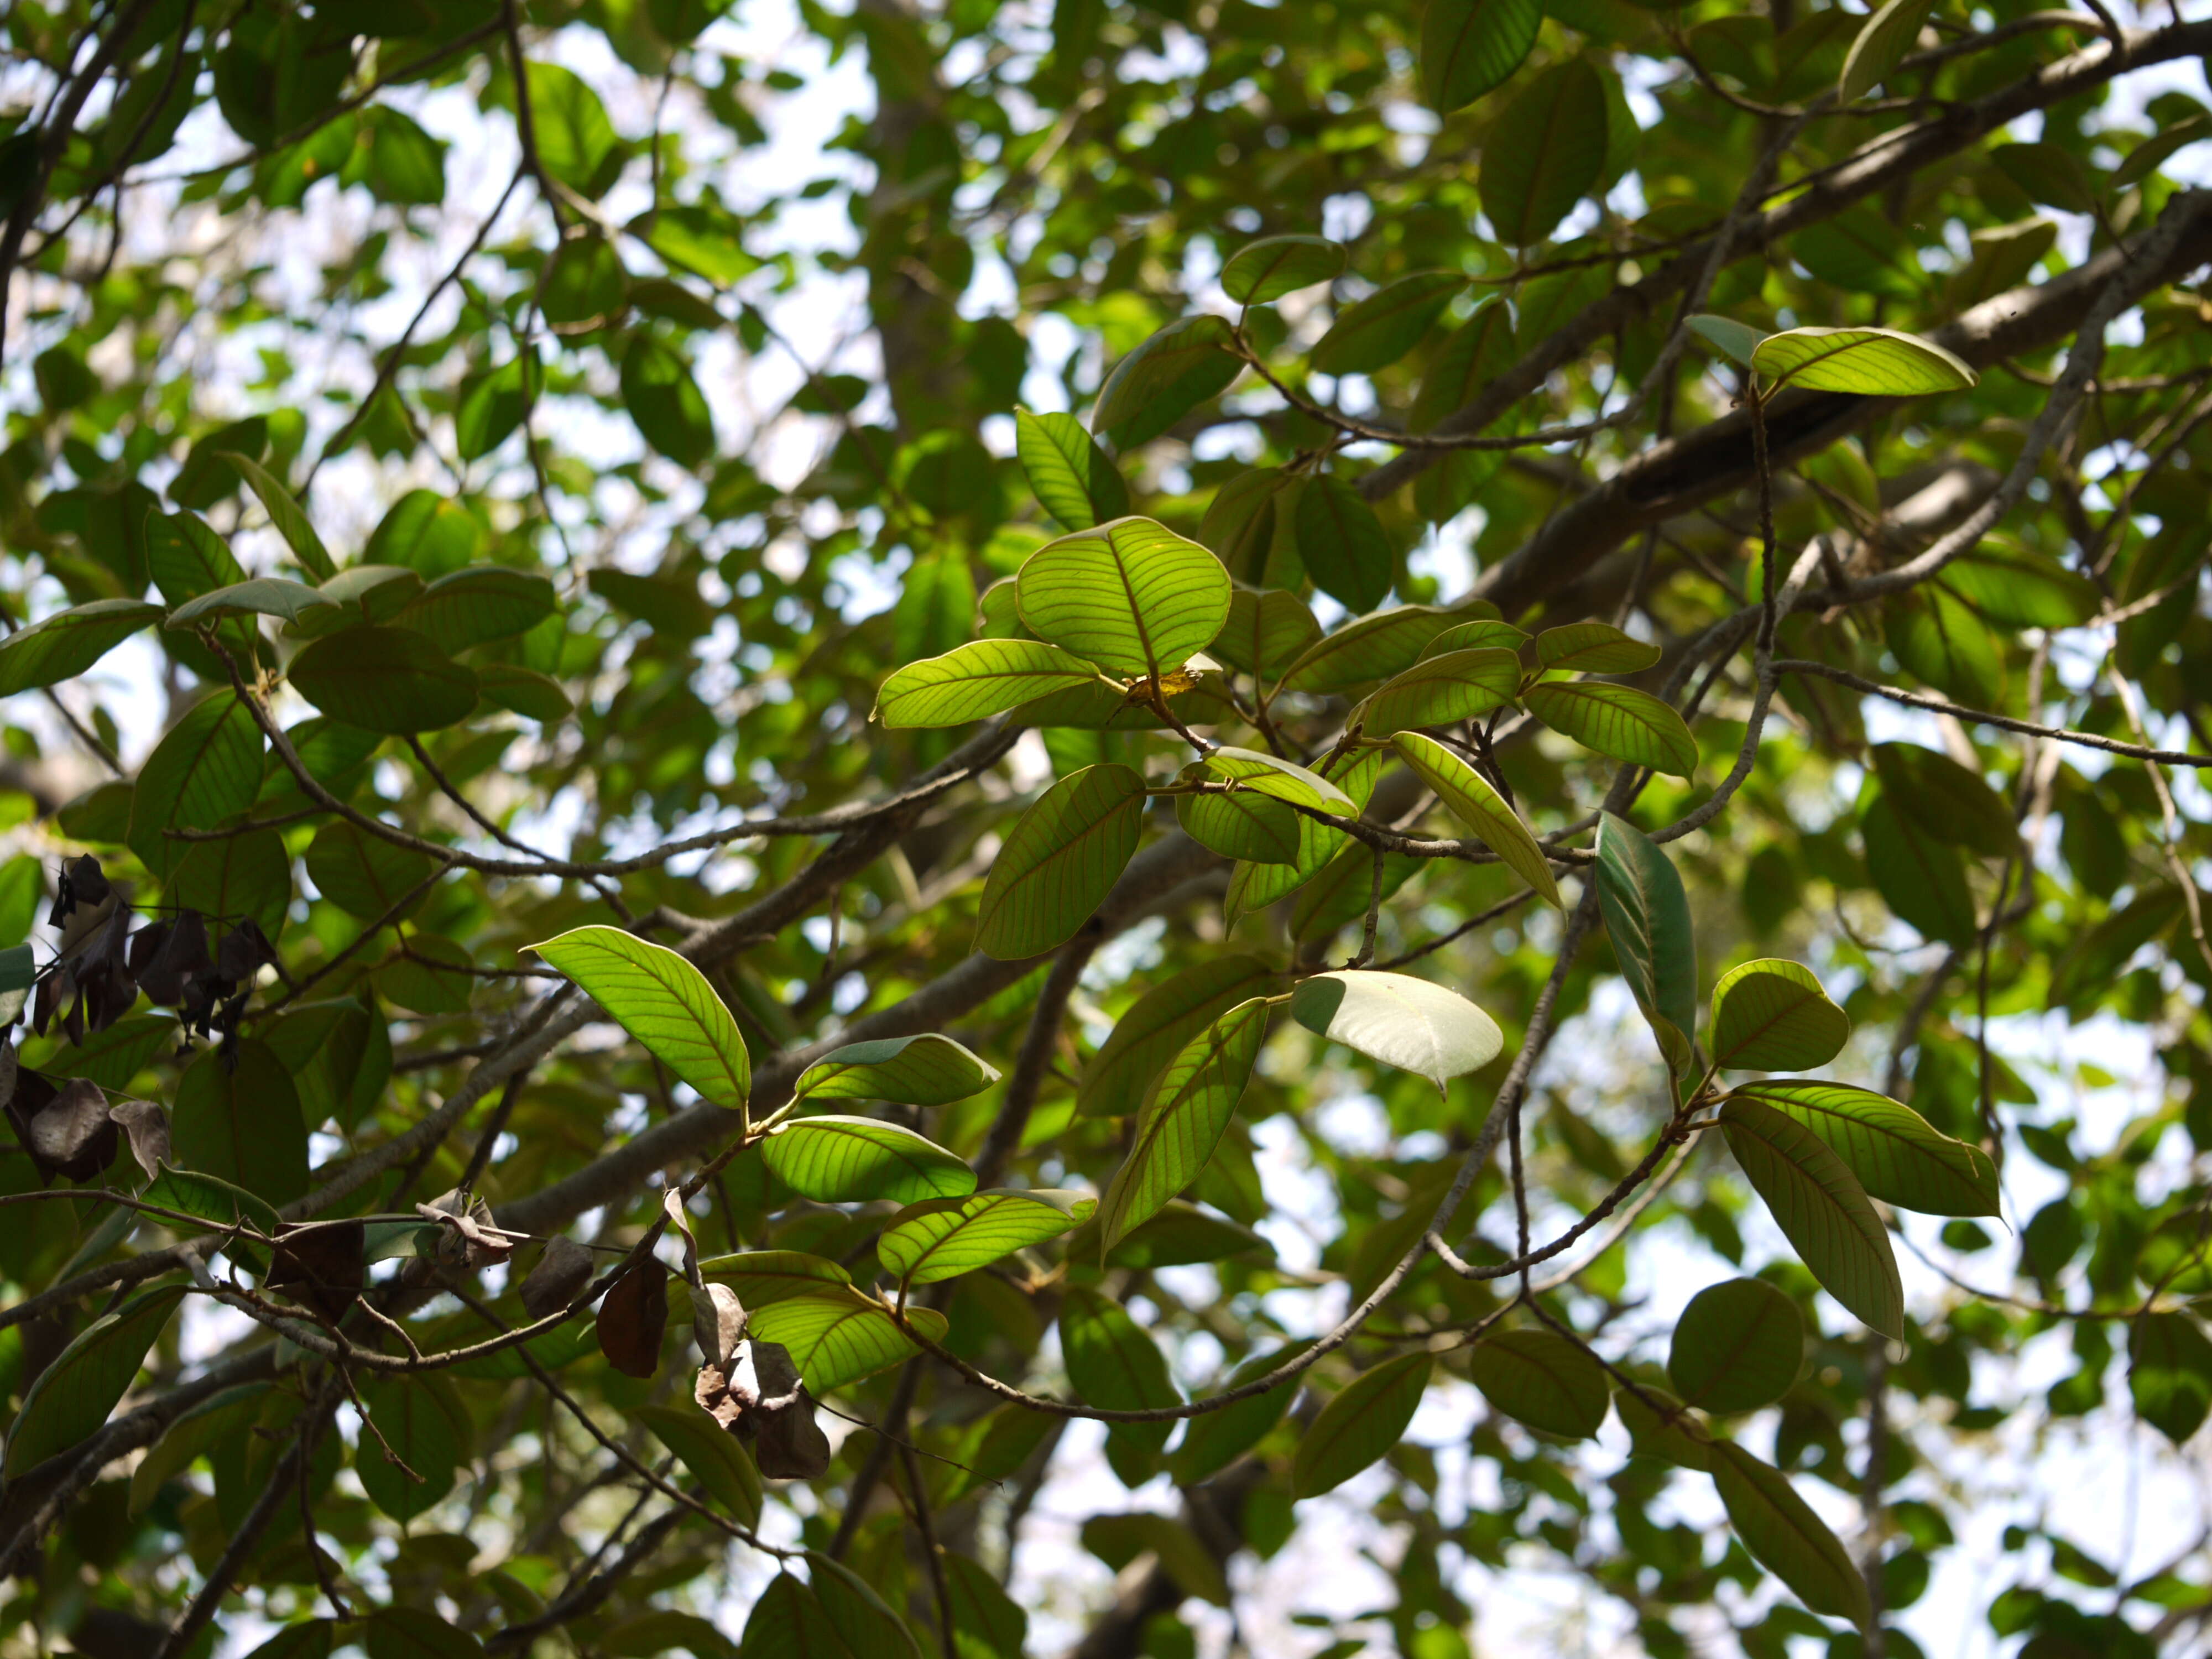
[694, 1335, 831, 1480]
[267, 1219, 367, 1321]
[519, 1235, 595, 1321]
[596, 1255, 670, 1378]
[106, 1098, 170, 1184]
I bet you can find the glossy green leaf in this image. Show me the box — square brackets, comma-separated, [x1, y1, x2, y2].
[1711, 1442, 1872, 1624]
[1861, 793, 1978, 948]
[1100, 998, 1269, 1251]
[1059, 1287, 1181, 1452]
[1014, 518, 1230, 680]
[1221, 234, 1346, 304]
[1015, 408, 1129, 530]
[638, 1402, 765, 1526]
[1526, 680, 1697, 777]
[4, 1286, 186, 1477]
[288, 624, 478, 734]
[1212, 588, 1323, 684]
[1719, 1095, 1904, 1337]
[1091, 315, 1242, 450]
[394, 566, 559, 655]
[877, 1189, 1094, 1284]
[975, 763, 1147, 960]
[1290, 969, 1503, 1091]
[1535, 621, 1661, 675]
[1724, 1079, 1999, 1217]
[1394, 731, 1561, 909]
[1079, 954, 1279, 1119]
[173, 1041, 309, 1206]
[794, 1034, 1000, 1106]
[747, 1293, 948, 1395]
[1292, 1352, 1431, 1496]
[1277, 606, 1463, 693]
[1751, 326, 1977, 395]
[2129, 1313, 2212, 1444]
[760, 1115, 975, 1204]
[1356, 646, 1521, 736]
[528, 925, 752, 1110]
[1296, 472, 1396, 614]
[1595, 812, 1698, 1075]
[224, 452, 335, 580]
[1667, 1277, 1804, 1413]
[1480, 60, 1607, 245]
[0, 598, 164, 696]
[1420, 0, 1542, 112]
[1468, 1328, 1610, 1439]
[1708, 959, 1850, 1073]
[1312, 272, 1467, 377]
[128, 690, 262, 878]
[875, 638, 1101, 729]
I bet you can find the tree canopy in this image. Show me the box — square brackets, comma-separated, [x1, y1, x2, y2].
[3, 0, 2212, 1655]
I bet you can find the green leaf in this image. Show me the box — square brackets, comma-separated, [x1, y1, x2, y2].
[288, 625, 478, 734]
[394, 567, 559, 655]
[1719, 1095, 1903, 1338]
[1295, 472, 1396, 614]
[476, 662, 572, 723]
[1838, 0, 1934, 102]
[1221, 234, 1347, 304]
[1413, 299, 1516, 431]
[168, 578, 338, 630]
[1211, 588, 1322, 684]
[1419, 616, 1522, 658]
[1223, 748, 1388, 926]
[761, 1115, 975, 1204]
[1290, 969, 1503, 1092]
[1868, 743, 2017, 860]
[355, 1374, 462, 1523]
[622, 335, 717, 467]
[1081, 1512, 1232, 1605]
[132, 1384, 271, 1517]
[1536, 622, 1661, 675]
[975, 763, 1147, 960]
[1860, 794, 1978, 948]
[1708, 959, 1850, 1073]
[1421, 0, 1542, 111]
[795, 1034, 1000, 1107]
[1885, 587, 2001, 705]
[1595, 812, 1698, 1076]
[1479, 60, 1608, 246]
[638, 1402, 765, 1526]
[739, 1574, 845, 1658]
[1015, 518, 1231, 680]
[169, 826, 291, 942]
[1291, 1352, 1431, 1496]
[305, 821, 433, 920]
[2129, 1313, 2212, 1444]
[4, 1286, 186, 1478]
[1939, 541, 2096, 629]
[366, 1606, 486, 1659]
[128, 690, 263, 878]
[747, 1292, 948, 1394]
[528, 925, 752, 1110]
[1990, 140, 2100, 215]
[1526, 680, 1697, 777]
[943, 1551, 1028, 1659]
[1079, 954, 1279, 1119]
[32, 1012, 174, 1089]
[1392, 731, 1561, 909]
[520, 60, 626, 198]
[1311, 272, 1467, 377]
[1711, 1442, 1872, 1624]
[1176, 777, 1302, 864]
[541, 231, 629, 328]
[1091, 315, 1242, 450]
[874, 639, 1102, 729]
[1614, 1384, 1715, 1470]
[2115, 114, 2212, 189]
[1100, 998, 1270, 1252]
[696, 1250, 854, 1306]
[143, 1168, 280, 1272]
[1667, 1277, 1804, 1413]
[1355, 646, 1521, 736]
[877, 1189, 1094, 1284]
[1061, 1287, 1181, 1452]
[290, 566, 425, 638]
[456, 354, 536, 460]
[1468, 1328, 1610, 1439]
[170, 417, 267, 512]
[0, 599, 164, 696]
[1291, 844, 1419, 945]
[1723, 1079, 1999, 1217]
[1170, 1339, 1313, 1484]
[1197, 467, 1290, 583]
[634, 204, 755, 286]
[808, 1553, 926, 1659]
[1015, 409, 1129, 531]
[1277, 606, 1463, 693]
[1687, 314, 1770, 367]
[1751, 326, 1977, 395]
[223, 453, 335, 580]
[173, 1041, 310, 1206]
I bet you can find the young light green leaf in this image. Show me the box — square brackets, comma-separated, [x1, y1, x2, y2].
[1203, 747, 1355, 811]
[1418, 616, 1524, 659]
[1711, 1442, 1872, 1624]
[224, 452, 336, 580]
[1015, 518, 1231, 680]
[1311, 272, 1468, 377]
[1060, 1287, 1181, 1452]
[1277, 605, 1464, 693]
[794, 1034, 1000, 1107]
[1091, 315, 1242, 449]
[528, 925, 752, 1110]
[1526, 680, 1698, 778]
[975, 763, 1147, 960]
[747, 1292, 948, 1394]
[1015, 408, 1129, 531]
[1595, 812, 1698, 1076]
[1667, 1277, 1804, 1413]
[1708, 959, 1850, 1073]
[1291, 1352, 1431, 1496]
[1393, 731, 1562, 909]
[0, 598, 165, 697]
[638, 1403, 764, 1526]
[1468, 1328, 1610, 1439]
[1723, 1079, 1999, 1217]
[288, 625, 478, 734]
[4, 1286, 186, 1478]
[1421, 0, 1542, 112]
[1838, 0, 1935, 102]
[874, 638, 1102, 729]
[1220, 234, 1346, 304]
[1100, 998, 1270, 1253]
[1079, 954, 1279, 1119]
[1719, 1095, 1904, 1338]
[2129, 1313, 2212, 1444]
[1175, 777, 1302, 864]
[1750, 326, 1978, 395]
[1212, 588, 1322, 684]
[1296, 472, 1396, 614]
[1535, 621, 1661, 675]
[1290, 969, 1504, 1091]
[760, 1116, 975, 1204]
[1687, 313, 1769, 367]
[1479, 59, 1608, 246]
[1355, 646, 1521, 736]
[877, 1189, 1094, 1284]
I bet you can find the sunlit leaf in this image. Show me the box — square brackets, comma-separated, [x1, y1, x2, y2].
[1290, 969, 1503, 1091]
[528, 925, 752, 1110]
[1707, 959, 1850, 1073]
[975, 763, 1147, 959]
[1100, 998, 1269, 1251]
[1719, 1095, 1904, 1337]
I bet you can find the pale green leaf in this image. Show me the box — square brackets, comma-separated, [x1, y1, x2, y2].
[1393, 731, 1561, 909]
[747, 1293, 948, 1395]
[1356, 646, 1521, 736]
[875, 638, 1102, 729]
[1016, 408, 1130, 530]
[224, 452, 336, 580]
[761, 1115, 974, 1204]
[1015, 518, 1231, 680]
[975, 763, 1147, 960]
[1290, 969, 1503, 1091]
[794, 1034, 1000, 1107]
[877, 1190, 1094, 1284]
[1535, 621, 1660, 675]
[1526, 680, 1698, 777]
[1100, 998, 1270, 1251]
[1751, 326, 1978, 395]
[1078, 954, 1279, 1119]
